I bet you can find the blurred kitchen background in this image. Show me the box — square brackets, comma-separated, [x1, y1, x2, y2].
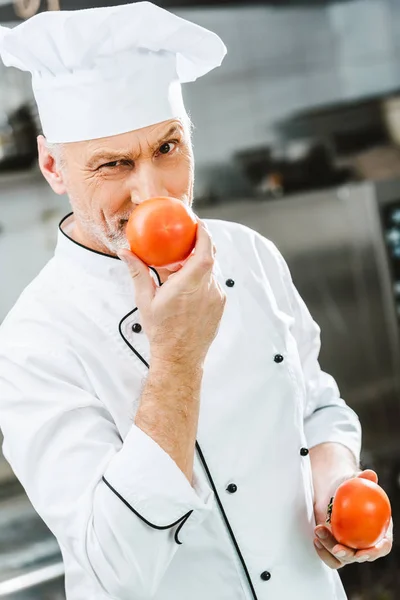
[2, 0, 400, 598]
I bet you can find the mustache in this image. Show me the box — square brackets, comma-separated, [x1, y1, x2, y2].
[111, 216, 131, 232]
[114, 195, 191, 231]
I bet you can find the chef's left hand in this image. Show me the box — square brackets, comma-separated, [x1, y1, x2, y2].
[313, 470, 393, 569]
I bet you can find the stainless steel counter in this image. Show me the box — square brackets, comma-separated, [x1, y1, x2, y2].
[0, 483, 64, 598]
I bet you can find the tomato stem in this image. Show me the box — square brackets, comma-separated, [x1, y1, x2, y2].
[326, 497, 334, 525]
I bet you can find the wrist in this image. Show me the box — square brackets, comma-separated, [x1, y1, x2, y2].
[310, 443, 359, 506]
[150, 356, 204, 381]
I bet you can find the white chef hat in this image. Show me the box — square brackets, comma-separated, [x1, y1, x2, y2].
[0, 2, 226, 143]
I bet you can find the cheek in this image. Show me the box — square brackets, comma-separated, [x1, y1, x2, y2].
[94, 180, 128, 211]
[164, 156, 193, 197]
[72, 174, 128, 214]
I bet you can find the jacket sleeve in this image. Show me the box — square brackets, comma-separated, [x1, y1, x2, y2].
[255, 232, 362, 464]
[0, 343, 213, 600]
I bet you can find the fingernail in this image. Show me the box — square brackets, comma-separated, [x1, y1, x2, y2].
[334, 551, 347, 559]
[314, 540, 323, 550]
[316, 529, 328, 539]
[357, 556, 370, 563]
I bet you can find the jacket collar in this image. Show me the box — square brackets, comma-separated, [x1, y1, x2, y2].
[55, 213, 161, 294]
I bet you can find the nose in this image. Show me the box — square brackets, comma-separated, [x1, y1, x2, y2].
[129, 162, 167, 204]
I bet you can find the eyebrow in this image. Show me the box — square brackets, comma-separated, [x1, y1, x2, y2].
[86, 124, 184, 169]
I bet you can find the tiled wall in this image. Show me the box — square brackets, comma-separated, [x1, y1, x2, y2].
[2, 0, 400, 186]
[0, 58, 31, 114]
[175, 0, 400, 174]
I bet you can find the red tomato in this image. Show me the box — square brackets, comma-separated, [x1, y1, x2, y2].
[126, 197, 198, 267]
[329, 478, 391, 550]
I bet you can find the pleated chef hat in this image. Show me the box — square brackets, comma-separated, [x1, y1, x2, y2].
[0, 2, 227, 143]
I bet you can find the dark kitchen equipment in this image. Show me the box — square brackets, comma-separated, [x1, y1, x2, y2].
[234, 139, 351, 196]
[0, 0, 356, 24]
[276, 96, 391, 157]
[0, 105, 38, 172]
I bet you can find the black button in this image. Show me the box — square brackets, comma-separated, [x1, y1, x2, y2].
[300, 447, 309, 456]
[260, 571, 271, 581]
[132, 323, 142, 333]
[226, 279, 235, 288]
[274, 354, 284, 363]
[226, 483, 238, 494]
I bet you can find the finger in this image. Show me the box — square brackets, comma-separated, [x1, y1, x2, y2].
[314, 539, 342, 569]
[354, 537, 393, 562]
[315, 526, 357, 562]
[194, 220, 214, 261]
[177, 221, 215, 282]
[387, 519, 394, 539]
[215, 278, 226, 298]
[315, 526, 338, 553]
[357, 470, 378, 484]
[331, 543, 356, 563]
[118, 249, 156, 304]
[374, 537, 393, 557]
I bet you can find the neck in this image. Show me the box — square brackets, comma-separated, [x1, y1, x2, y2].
[71, 221, 117, 257]
[70, 218, 172, 284]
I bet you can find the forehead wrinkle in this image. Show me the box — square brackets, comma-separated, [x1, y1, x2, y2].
[86, 146, 140, 168]
[85, 123, 184, 167]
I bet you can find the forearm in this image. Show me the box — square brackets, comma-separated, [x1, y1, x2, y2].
[135, 360, 203, 482]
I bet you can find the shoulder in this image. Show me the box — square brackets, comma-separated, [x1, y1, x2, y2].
[203, 218, 295, 316]
[203, 217, 287, 276]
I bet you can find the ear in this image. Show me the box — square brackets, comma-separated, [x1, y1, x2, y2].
[37, 135, 67, 196]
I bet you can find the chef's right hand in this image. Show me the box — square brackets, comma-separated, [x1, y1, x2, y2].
[118, 220, 227, 369]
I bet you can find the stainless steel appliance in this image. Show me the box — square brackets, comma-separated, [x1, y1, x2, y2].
[198, 180, 400, 599]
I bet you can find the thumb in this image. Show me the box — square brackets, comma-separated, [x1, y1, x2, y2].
[357, 469, 379, 484]
[118, 249, 156, 305]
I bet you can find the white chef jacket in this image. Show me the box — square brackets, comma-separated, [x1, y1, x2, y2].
[0, 213, 361, 600]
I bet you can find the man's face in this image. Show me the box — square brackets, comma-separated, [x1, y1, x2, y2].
[41, 118, 194, 255]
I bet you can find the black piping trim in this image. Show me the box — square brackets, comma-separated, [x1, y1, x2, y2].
[311, 405, 338, 415]
[58, 212, 163, 284]
[117, 310, 258, 596]
[152, 268, 163, 287]
[195, 442, 259, 600]
[117, 270, 161, 366]
[116, 255, 257, 588]
[119, 307, 150, 368]
[59, 213, 120, 261]
[174, 512, 193, 546]
[58, 212, 187, 543]
[102, 476, 192, 544]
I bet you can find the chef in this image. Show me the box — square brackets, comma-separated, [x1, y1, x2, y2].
[0, 3, 392, 600]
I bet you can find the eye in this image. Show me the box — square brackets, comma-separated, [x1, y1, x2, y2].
[99, 160, 131, 170]
[158, 141, 177, 156]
